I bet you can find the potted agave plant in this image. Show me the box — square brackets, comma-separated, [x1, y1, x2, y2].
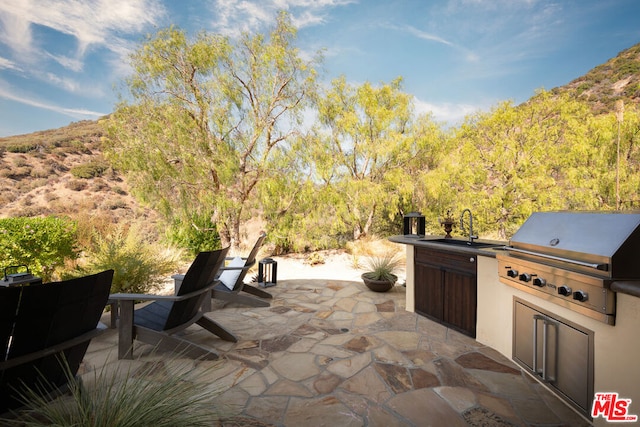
[361, 253, 402, 292]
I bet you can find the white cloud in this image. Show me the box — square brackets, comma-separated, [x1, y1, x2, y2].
[414, 97, 483, 125]
[0, 0, 165, 67]
[0, 55, 22, 71]
[0, 81, 105, 119]
[0, 9, 32, 57]
[211, 0, 355, 36]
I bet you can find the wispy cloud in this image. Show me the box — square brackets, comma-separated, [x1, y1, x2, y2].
[0, 0, 165, 57]
[414, 97, 482, 125]
[0, 55, 22, 71]
[0, 0, 165, 119]
[0, 81, 105, 119]
[212, 0, 355, 36]
[0, 0, 165, 71]
[0, 9, 32, 58]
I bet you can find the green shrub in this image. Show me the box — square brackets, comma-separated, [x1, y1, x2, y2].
[165, 213, 221, 256]
[5, 142, 37, 153]
[76, 224, 181, 294]
[0, 216, 79, 281]
[70, 162, 108, 179]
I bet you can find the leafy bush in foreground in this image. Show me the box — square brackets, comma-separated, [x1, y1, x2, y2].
[0, 216, 78, 281]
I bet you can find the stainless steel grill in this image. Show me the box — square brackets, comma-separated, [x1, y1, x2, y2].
[497, 211, 640, 324]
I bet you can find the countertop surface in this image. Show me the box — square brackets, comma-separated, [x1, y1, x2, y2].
[389, 235, 507, 258]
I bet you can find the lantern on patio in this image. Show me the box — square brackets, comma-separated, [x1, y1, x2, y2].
[258, 258, 277, 288]
[403, 212, 425, 238]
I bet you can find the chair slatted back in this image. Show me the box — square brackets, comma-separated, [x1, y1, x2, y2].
[233, 233, 266, 288]
[1, 270, 113, 413]
[9, 270, 114, 358]
[164, 248, 229, 330]
[0, 287, 22, 361]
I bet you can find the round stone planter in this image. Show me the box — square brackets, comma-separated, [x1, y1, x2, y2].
[361, 273, 397, 292]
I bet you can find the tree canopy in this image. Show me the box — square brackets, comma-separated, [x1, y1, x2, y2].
[104, 14, 640, 250]
[105, 12, 319, 250]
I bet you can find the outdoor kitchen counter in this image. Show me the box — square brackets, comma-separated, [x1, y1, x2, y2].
[389, 235, 507, 338]
[388, 235, 506, 257]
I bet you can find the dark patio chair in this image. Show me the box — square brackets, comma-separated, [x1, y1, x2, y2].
[0, 269, 114, 414]
[172, 233, 272, 309]
[212, 232, 273, 307]
[110, 248, 235, 360]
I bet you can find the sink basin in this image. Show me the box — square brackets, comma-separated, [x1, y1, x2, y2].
[421, 238, 503, 249]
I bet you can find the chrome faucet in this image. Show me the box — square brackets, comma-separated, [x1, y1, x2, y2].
[460, 209, 478, 244]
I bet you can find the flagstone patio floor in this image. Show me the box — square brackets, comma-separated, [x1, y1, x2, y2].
[86, 279, 591, 426]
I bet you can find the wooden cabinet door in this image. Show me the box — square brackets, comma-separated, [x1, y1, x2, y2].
[415, 262, 443, 320]
[443, 270, 477, 337]
[414, 246, 478, 337]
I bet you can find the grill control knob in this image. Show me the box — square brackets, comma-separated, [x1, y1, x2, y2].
[533, 277, 546, 287]
[573, 291, 588, 302]
[507, 269, 518, 278]
[558, 286, 572, 296]
[518, 273, 532, 282]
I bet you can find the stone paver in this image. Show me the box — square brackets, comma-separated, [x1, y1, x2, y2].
[83, 279, 591, 426]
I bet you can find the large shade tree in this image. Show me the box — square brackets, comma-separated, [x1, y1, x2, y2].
[104, 13, 319, 250]
[314, 76, 429, 240]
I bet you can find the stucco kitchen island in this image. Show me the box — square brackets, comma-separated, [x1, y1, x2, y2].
[390, 233, 640, 426]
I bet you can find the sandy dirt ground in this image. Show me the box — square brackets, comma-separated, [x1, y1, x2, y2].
[252, 247, 408, 287]
[160, 246, 408, 294]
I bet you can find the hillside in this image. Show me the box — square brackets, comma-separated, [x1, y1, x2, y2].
[553, 42, 640, 114]
[1, 42, 639, 225]
[0, 120, 157, 227]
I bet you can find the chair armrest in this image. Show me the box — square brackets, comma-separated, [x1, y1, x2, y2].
[109, 280, 219, 302]
[218, 266, 250, 271]
[0, 325, 107, 371]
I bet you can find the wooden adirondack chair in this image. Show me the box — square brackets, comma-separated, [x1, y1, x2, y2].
[172, 233, 273, 309]
[110, 248, 235, 360]
[211, 232, 273, 307]
[0, 269, 114, 414]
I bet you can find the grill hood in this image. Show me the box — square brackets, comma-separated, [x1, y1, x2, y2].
[507, 211, 640, 279]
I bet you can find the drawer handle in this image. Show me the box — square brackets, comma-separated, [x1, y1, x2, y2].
[469, 257, 475, 263]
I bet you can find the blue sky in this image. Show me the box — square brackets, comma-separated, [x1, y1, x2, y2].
[1, 0, 639, 137]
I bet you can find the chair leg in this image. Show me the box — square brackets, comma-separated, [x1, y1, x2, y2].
[196, 315, 238, 343]
[108, 299, 119, 328]
[242, 284, 273, 299]
[117, 300, 135, 359]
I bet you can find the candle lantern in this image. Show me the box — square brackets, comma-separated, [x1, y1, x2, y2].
[403, 212, 425, 238]
[258, 258, 278, 288]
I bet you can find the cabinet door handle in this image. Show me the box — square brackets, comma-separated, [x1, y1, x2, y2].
[532, 314, 544, 377]
[532, 314, 557, 381]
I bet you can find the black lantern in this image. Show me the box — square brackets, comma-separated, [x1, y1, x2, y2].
[403, 212, 425, 238]
[258, 258, 277, 288]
